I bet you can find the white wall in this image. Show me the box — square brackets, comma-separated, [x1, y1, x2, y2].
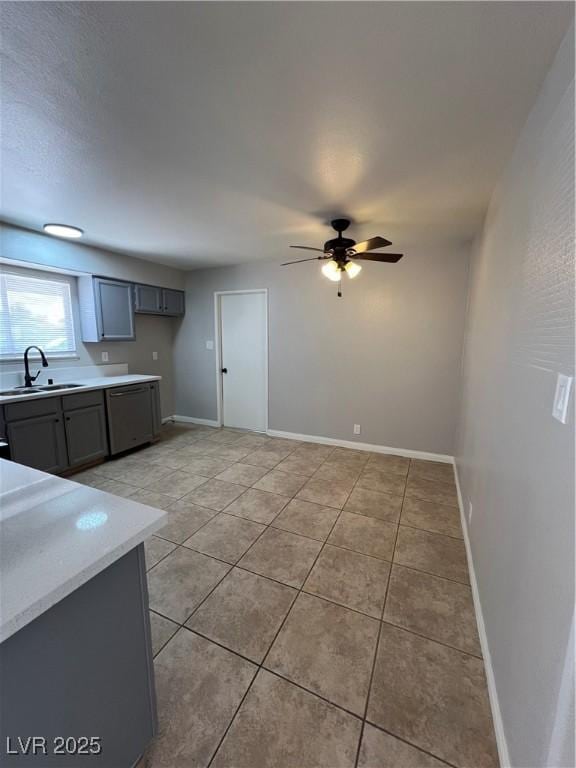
[0, 225, 186, 416]
[456, 28, 574, 768]
[174, 243, 470, 456]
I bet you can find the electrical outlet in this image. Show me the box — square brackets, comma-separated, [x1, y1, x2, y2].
[468, 502, 473, 524]
[152, 351, 158, 361]
[101, 351, 109, 362]
[553, 373, 573, 424]
[206, 340, 214, 351]
[353, 424, 361, 435]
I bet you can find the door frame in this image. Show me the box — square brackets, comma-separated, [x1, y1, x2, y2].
[214, 289, 269, 431]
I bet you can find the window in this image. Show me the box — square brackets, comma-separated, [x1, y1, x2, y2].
[0, 272, 77, 359]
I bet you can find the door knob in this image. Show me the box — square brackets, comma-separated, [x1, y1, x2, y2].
[221, 368, 228, 374]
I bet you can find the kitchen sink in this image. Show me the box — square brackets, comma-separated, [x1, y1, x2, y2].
[36, 384, 83, 391]
[0, 384, 84, 396]
[0, 389, 39, 396]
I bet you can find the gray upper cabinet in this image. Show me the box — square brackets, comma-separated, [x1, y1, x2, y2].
[78, 276, 135, 342]
[79, 276, 184, 342]
[134, 284, 162, 314]
[95, 278, 135, 340]
[162, 288, 185, 316]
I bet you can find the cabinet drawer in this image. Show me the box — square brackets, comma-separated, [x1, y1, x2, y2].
[63, 389, 104, 411]
[4, 396, 60, 423]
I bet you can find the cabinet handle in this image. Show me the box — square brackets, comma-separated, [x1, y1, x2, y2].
[54, 418, 60, 423]
[110, 388, 147, 397]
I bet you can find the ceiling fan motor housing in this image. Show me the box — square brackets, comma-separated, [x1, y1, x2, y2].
[325, 218, 355, 258]
[324, 236, 356, 254]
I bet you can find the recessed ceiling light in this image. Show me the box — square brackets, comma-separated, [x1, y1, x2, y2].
[43, 223, 84, 239]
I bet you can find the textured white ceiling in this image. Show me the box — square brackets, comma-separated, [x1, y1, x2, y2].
[1, 2, 572, 268]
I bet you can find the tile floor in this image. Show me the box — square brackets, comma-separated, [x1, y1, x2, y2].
[72, 424, 499, 768]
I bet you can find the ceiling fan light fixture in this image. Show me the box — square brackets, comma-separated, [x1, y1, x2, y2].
[345, 261, 362, 279]
[321, 259, 341, 282]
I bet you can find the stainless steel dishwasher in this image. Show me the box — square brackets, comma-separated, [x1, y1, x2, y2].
[105, 384, 154, 455]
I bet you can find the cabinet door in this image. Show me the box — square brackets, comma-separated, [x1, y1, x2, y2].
[162, 289, 185, 316]
[95, 278, 135, 340]
[134, 284, 162, 314]
[64, 405, 109, 467]
[106, 386, 154, 455]
[8, 414, 68, 473]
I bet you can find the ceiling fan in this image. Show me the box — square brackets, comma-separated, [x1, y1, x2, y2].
[282, 218, 403, 297]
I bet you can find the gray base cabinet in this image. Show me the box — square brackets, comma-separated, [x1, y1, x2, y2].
[63, 391, 109, 467]
[2, 382, 160, 473]
[7, 412, 68, 474]
[0, 545, 157, 767]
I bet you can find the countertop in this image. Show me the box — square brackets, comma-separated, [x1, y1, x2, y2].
[0, 374, 161, 405]
[0, 459, 166, 642]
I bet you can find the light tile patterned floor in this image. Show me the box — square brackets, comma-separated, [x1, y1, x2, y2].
[72, 424, 499, 768]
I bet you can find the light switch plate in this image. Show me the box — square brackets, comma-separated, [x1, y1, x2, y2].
[206, 340, 214, 350]
[553, 373, 573, 424]
[353, 424, 361, 435]
[101, 351, 109, 362]
[152, 351, 158, 361]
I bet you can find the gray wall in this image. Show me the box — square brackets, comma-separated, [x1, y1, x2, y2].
[0, 226, 186, 416]
[174, 244, 470, 455]
[456, 28, 574, 768]
[0, 224, 184, 288]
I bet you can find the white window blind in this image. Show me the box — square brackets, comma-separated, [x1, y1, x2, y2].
[0, 272, 77, 358]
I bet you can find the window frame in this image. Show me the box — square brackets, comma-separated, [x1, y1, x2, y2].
[0, 271, 79, 361]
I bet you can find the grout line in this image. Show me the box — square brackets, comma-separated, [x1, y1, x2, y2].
[353, 457, 409, 768]
[378, 618, 483, 660]
[388, 559, 472, 587]
[362, 719, 461, 768]
[398, 519, 464, 542]
[205, 460, 355, 767]
[128, 428, 478, 766]
[151, 603, 482, 757]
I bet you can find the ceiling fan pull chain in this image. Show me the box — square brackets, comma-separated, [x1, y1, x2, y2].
[337, 277, 342, 298]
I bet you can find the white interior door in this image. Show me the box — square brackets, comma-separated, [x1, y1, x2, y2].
[219, 291, 267, 431]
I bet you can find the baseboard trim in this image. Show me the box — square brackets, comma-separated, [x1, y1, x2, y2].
[161, 416, 174, 425]
[453, 462, 511, 768]
[266, 428, 453, 463]
[172, 414, 221, 428]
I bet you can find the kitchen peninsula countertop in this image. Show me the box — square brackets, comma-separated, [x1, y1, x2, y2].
[0, 459, 166, 642]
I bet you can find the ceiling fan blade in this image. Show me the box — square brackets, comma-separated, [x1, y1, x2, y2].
[354, 253, 403, 263]
[281, 257, 323, 266]
[348, 236, 392, 254]
[289, 245, 326, 253]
